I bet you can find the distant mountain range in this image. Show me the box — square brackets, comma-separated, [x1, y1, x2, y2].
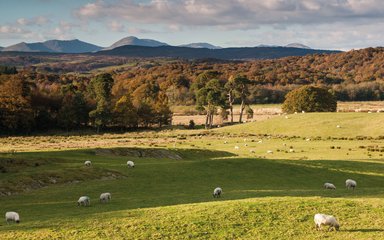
[2, 39, 102, 53]
[0, 36, 339, 60]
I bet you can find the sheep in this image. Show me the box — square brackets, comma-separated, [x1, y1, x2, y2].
[314, 213, 340, 231]
[213, 187, 222, 198]
[84, 160, 92, 167]
[100, 192, 111, 203]
[127, 160, 135, 168]
[244, 144, 248, 147]
[267, 150, 273, 154]
[346, 179, 357, 190]
[234, 146, 239, 150]
[78, 196, 90, 206]
[250, 149, 255, 153]
[289, 149, 295, 153]
[5, 211, 20, 224]
[324, 183, 336, 190]
[336, 125, 341, 128]
[224, 141, 228, 144]
[285, 116, 289, 119]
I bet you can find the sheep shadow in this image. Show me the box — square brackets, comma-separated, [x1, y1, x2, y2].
[343, 228, 384, 233]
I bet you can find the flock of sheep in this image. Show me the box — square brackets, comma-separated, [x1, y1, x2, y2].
[5, 159, 135, 224]
[4, 157, 356, 232]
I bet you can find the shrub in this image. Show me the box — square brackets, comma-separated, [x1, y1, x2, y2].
[282, 86, 337, 113]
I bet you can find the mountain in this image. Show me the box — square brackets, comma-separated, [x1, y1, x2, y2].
[105, 36, 168, 50]
[96, 45, 340, 60]
[0, 46, 3, 50]
[2, 39, 102, 53]
[285, 43, 311, 49]
[179, 42, 221, 49]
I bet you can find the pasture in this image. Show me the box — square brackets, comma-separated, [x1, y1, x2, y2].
[1, 112, 384, 239]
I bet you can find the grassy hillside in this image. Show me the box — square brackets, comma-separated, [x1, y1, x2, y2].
[219, 112, 384, 138]
[1, 112, 384, 239]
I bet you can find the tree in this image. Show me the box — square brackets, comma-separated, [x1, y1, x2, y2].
[225, 74, 250, 123]
[196, 79, 226, 129]
[0, 77, 33, 133]
[282, 85, 337, 113]
[58, 86, 88, 131]
[112, 94, 138, 128]
[88, 73, 114, 132]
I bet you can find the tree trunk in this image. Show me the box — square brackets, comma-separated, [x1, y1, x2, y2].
[205, 111, 210, 129]
[209, 111, 214, 128]
[239, 99, 245, 123]
[228, 91, 234, 123]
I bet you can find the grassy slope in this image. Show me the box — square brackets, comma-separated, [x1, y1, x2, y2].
[219, 112, 384, 138]
[1, 112, 384, 239]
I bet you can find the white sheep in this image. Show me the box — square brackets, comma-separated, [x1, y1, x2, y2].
[346, 179, 357, 190]
[267, 150, 273, 154]
[314, 213, 340, 231]
[324, 183, 336, 190]
[213, 187, 222, 198]
[234, 146, 239, 150]
[78, 196, 90, 206]
[5, 211, 20, 224]
[100, 192, 111, 203]
[127, 161, 135, 168]
[84, 160, 92, 167]
[289, 149, 295, 153]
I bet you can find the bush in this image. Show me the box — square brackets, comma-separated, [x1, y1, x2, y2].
[282, 86, 337, 113]
[188, 120, 195, 129]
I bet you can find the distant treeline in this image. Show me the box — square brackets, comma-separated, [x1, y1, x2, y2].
[1, 47, 384, 133]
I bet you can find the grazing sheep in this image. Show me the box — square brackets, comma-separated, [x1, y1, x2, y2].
[314, 213, 340, 231]
[224, 141, 228, 144]
[244, 144, 248, 147]
[346, 179, 357, 190]
[302, 110, 305, 113]
[336, 125, 341, 128]
[289, 149, 295, 153]
[250, 149, 255, 153]
[324, 183, 336, 190]
[78, 196, 90, 206]
[84, 160, 92, 167]
[100, 192, 111, 203]
[127, 160, 135, 168]
[5, 212, 20, 224]
[234, 146, 239, 150]
[267, 150, 273, 154]
[213, 187, 222, 198]
[285, 116, 289, 119]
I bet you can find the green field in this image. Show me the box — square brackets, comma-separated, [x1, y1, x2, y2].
[1, 112, 384, 239]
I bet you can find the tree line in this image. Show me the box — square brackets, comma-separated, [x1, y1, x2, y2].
[0, 72, 171, 134]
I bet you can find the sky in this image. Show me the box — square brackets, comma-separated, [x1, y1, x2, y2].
[1, 0, 384, 50]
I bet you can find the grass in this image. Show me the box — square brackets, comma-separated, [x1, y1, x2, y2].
[1, 112, 384, 239]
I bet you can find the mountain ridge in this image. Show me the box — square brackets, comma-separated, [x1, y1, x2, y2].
[2, 39, 102, 53]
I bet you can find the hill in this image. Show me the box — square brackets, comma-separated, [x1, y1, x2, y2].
[2, 39, 102, 53]
[285, 43, 311, 49]
[218, 112, 384, 138]
[179, 42, 222, 49]
[1, 113, 384, 239]
[105, 36, 168, 50]
[97, 45, 340, 60]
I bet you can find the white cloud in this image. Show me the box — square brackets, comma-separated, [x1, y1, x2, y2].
[108, 21, 125, 32]
[16, 16, 50, 26]
[73, 0, 384, 28]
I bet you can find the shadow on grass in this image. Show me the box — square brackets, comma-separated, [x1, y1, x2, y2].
[343, 229, 384, 232]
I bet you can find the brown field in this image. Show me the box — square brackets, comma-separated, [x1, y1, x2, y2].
[171, 101, 384, 125]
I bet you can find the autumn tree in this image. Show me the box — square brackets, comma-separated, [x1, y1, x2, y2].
[112, 94, 138, 128]
[0, 76, 33, 133]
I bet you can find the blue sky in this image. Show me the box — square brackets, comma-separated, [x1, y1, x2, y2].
[1, 0, 384, 50]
